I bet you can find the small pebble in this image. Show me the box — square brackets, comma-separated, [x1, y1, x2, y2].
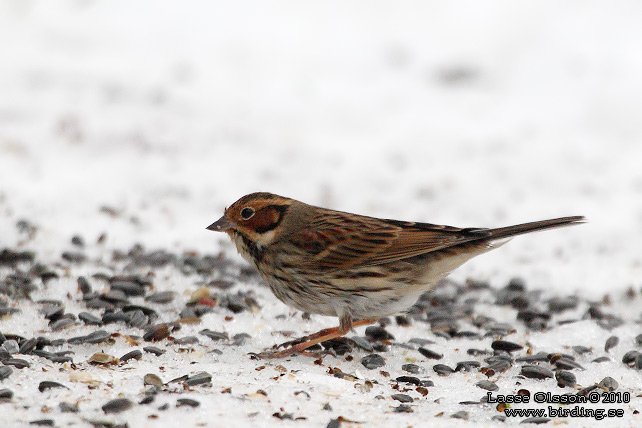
[418, 347, 443, 360]
[361, 354, 385, 369]
[38, 381, 68, 392]
[102, 398, 133, 414]
[176, 398, 200, 408]
[393, 404, 413, 413]
[635, 334, 642, 346]
[120, 350, 142, 362]
[491, 340, 523, 353]
[555, 371, 576, 388]
[476, 380, 498, 391]
[521, 365, 554, 380]
[433, 364, 454, 376]
[605, 336, 619, 352]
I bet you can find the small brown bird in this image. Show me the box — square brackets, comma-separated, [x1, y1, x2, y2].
[207, 192, 583, 358]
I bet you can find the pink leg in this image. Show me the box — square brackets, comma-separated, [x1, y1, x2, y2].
[258, 319, 379, 359]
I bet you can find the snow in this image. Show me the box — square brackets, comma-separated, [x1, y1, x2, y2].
[1, 1, 642, 427]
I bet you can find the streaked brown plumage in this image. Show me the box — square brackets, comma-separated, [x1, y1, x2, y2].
[207, 192, 584, 358]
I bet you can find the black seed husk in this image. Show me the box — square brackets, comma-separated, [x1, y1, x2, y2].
[0, 388, 13, 400]
[391, 393, 413, 403]
[433, 364, 454, 376]
[78, 312, 103, 325]
[605, 336, 619, 352]
[555, 370, 576, 388]
[3, 358, 30, 369]
[418, 347, 443, 360]
[476, 380, 498, 391]
[59, 402, 79, 413]
[143, 346, 165, 356]
[38, 381, 68, 392]
[364, 326, 394, 341]
[183, 371, 212, 386]
[521, 365, 554, 380]
[598, 376, 618, 391]
[102, 398, 133, 414]
[521, 417, 551, 424]
[395, 376, 421, 386]
[361, 354, 385, 369]
[401, 363, 424, 374]
[120, 350, 142, 362]
[0, 366, 13, 380]
[176, 398, 200, 408]
[491, 340, 523, 352]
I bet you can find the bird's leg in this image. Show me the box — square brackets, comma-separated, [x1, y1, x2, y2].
[257, 317, 378, 359]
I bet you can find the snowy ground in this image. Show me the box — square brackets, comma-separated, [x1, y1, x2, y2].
[1, 1, 642, 427]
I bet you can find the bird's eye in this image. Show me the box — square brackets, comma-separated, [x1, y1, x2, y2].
[240, 207, 255, 220]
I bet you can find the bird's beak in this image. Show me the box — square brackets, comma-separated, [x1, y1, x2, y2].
[206, 216, 234, 232]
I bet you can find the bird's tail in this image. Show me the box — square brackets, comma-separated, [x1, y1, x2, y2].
[487, 216, 585, 240]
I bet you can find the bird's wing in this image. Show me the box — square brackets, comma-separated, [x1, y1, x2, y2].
[288, 210, 490, 270]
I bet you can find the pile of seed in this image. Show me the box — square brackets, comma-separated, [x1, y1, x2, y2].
[1, 223, 641, 426]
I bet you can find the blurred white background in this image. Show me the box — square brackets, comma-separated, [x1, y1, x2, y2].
[1, 0, 641, 295]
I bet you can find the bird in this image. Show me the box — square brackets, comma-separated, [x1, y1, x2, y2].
[207, 192, 583, 358]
